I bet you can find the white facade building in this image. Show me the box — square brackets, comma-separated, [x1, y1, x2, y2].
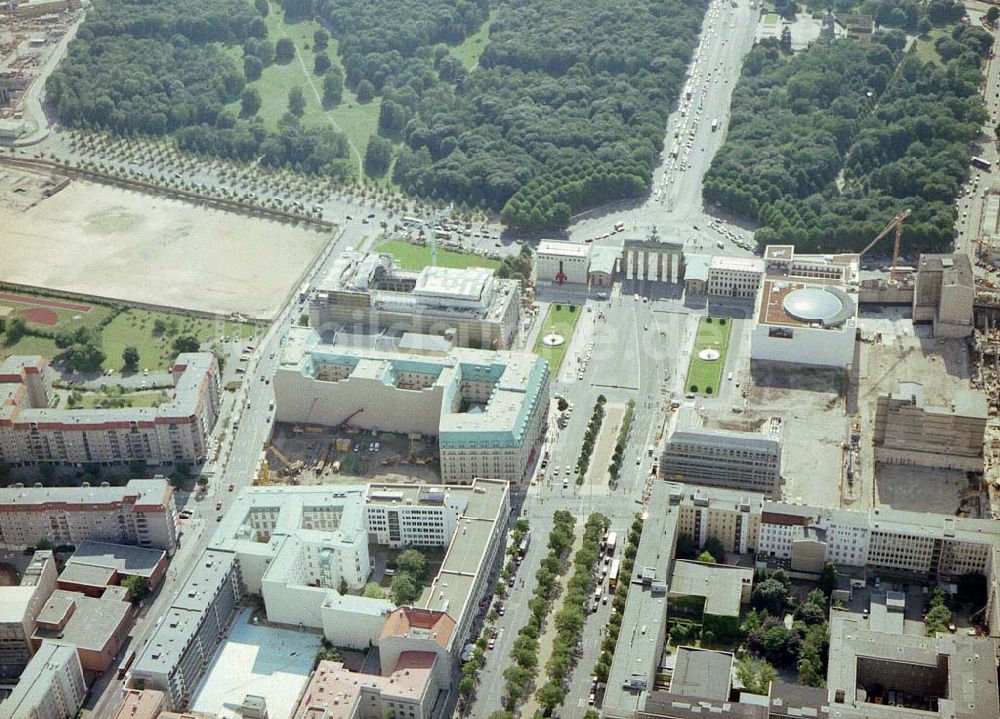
[750, 246, 860, 369]
[0, 641, 85, 719]
[0, 550, 57, 680]
[707, 256, 765, 298]
[210, 480, 510, 656]
[0, 479, 178, 555]
[535, 240, 590, 284]
[308, 252, 520, 349]
[274, 327, 549, 484]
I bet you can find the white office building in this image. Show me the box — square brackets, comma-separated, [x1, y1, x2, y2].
[750, 246, 860, 369]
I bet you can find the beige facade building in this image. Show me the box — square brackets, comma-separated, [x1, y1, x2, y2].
[275, 327, 549, 485]
[111, 689, 168, 719]
[873, 381, 986, 470]
[0, 479, 178, 555]
[0, 550, 56, 680]
[662, 409, 783, 497]
[309, 252, 520, 349]
[0, 353, 220, 468]
[672, 485, 762, 555]
[912, 253, 974, 338]
[707, 256, 765, 298]
[293, 653, 442, 719]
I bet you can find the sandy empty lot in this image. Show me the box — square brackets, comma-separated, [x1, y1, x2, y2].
[0, 180, 328, 318]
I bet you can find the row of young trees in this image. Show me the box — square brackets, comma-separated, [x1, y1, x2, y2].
[705, 18, 991, 254]
[502, 511, 576, 709]
[575, 395, 607, 482]
[534, 513, 610, 714]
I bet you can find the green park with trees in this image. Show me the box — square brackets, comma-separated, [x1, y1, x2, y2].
[704, 11, 990, 255]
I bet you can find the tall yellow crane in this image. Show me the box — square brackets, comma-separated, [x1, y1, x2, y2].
[859, 208, 911, 282]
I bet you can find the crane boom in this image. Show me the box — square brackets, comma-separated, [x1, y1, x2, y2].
[858, 209, 911, 282]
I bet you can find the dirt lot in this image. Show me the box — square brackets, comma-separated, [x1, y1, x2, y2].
[0, 178, 328, 318]
[876, 465, 980, 515]
[740, 363, 847, 507]
[267, 424, 441, 486]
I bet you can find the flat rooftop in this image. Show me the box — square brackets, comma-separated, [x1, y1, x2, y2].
[32, 589, 131, 652]
[0, 478, 172, 510]
[669, 647, 733, 700]
[757, 279, 854, 329]
[294, 656, 436, 719]
[669, 560, 752, 618]
[190, 608, 320, 719]
[0, 642, 80, 719]
[710, 255, 764, 273]
[65, 541, 165, 579]
[604, 482, 681, 716]
[536, 239, 591, 258]
[413, 265, 493, 302]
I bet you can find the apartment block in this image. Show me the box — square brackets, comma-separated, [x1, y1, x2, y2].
[671, 484, 762, 556]
[874, 381, 986, 471]
[0, 353, 220, 467]
[661, 409, 782, 496]
[130, 549, 242, 709]
[0, 479, 178, 555]
[0, 550, 56, 680]
[0, 641, 86, 719]
[275, 327, 549, 484]
[309, 252, 520, 349]
[707, 256, 764, 298]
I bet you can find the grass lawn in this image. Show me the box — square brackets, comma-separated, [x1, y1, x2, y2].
[72, 389, 172, 409]
[914, 29, 947, 66]
[101, 309, 257, 372]
[450, 15, 493, 70]
[222, 4, 385, 176]
[376, 239, 501, 271]
[2, 334, 60, 359]
[533, 303, 582, 373]
[685, 317, 731, 396]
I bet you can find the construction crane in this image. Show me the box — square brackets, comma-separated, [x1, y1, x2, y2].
[859, 209, 911, 282]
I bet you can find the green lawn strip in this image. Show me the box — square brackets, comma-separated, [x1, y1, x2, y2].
[450, 15, 493, 70]
[533, 304, 581, 374]
[2, 334, 60, 359]
[685, 317, 731, 396]
[375, 239, 501, 271]
[73, 390, 172, 409]
[101, 309, 257, 372]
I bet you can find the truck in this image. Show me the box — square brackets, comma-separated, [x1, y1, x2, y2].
[604, 531, 618, 556]
[517, 531, 531, 559]
[711, 119, 719, 132]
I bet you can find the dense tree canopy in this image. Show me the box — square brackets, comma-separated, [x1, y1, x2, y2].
[704, 26, 988, 254]
[48, 0, 353, 179]
[314, 0, 706, 228]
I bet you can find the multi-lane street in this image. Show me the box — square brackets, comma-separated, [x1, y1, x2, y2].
[464, 0, 760, 715]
